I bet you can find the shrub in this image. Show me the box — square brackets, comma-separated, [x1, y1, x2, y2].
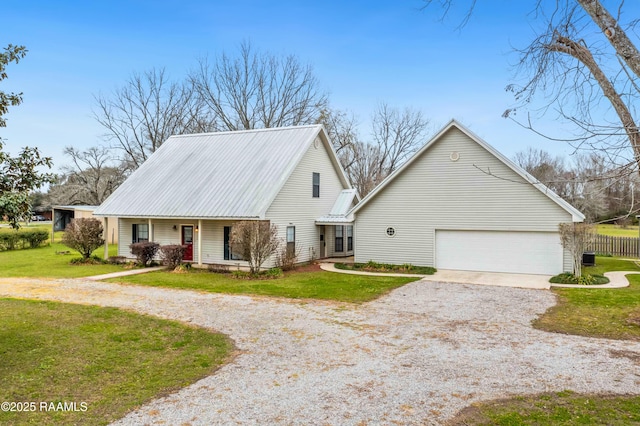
[159, 244, 186, 269]
[129, 242, 160, 266]
[22, 230, 49, 248]
[70, 255, 105, 265]
[274, 242, 300, 271]
[62, 218, 105, 259]
[549, 272, 609, 285]
[0, 232, 20, 250]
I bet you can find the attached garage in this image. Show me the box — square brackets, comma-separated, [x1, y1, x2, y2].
[435, 230, 563, 275]
[351, 120, 585, 276]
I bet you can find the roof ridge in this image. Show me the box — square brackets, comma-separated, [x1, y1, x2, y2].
[168, 124, 323, 139]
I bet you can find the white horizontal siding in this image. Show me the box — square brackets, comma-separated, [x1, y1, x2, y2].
[266, 137, 348, 264]
[355, 127, 574, 272]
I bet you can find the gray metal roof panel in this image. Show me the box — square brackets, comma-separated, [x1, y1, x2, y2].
[95, 125, 322, 218]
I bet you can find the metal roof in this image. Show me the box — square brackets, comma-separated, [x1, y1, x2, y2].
[316, 189, 357, 224]
[95, 125, 345, 218]
[350, 119, 585, 222]
[53, 205, 99, 211]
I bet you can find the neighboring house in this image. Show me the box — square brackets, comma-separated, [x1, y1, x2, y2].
[93, 125, 354, 266]
[52, 205, 119, 244]
[350, 120, 585, 275]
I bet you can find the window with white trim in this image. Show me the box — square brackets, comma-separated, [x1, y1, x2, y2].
[312, 172, 320, 198]
[287, 226, 295, 256]
[347, 225, 353, 251]
[132, 224, 149, 243]
[335, 225, 344, 252]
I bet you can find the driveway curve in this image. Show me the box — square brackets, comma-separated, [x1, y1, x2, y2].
[0, 277, 639, 425]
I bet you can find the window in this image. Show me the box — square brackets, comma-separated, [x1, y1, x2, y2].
[347, 225, 353, 251]
[286, 226, 295, 256]
[312, 172, 320, 198]
[386, 227, 395, 237]
[132, 224, 149, 243]
[224, 226, 242, 260]
[335, 225, 344, 252]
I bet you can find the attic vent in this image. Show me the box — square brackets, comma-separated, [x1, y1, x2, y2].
[450, 151, 460, 162]
[314, 138, 320, 149]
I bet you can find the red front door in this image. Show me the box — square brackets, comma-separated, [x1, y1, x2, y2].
[182, 226, 194, 261]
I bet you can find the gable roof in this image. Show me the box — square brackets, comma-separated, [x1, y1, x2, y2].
[95, 125, 350, 219]
[316, 188, 358, 224]
[350, 119, 585, 222]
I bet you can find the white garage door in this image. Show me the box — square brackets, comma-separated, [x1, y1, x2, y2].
[435, 230, 563, 275]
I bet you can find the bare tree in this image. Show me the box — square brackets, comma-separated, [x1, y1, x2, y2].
[230, 220, 280, 274]
[94, 68, 208, 168]
[559, 222, 596, 277]
[422, 1, 640, 173]
[48, 145, 129, 206]
[319, 104, 430, 197]
[190, 42, 328, 131]
[371, 102, 430, 178]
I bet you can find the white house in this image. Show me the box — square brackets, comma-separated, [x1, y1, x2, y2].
[94, 125, 356, 266]
[350, 120, 584, 275]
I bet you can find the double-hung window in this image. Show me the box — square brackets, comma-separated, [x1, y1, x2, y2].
[224, 226, 243, 260]
[286, 226, 295, 256]
[312, 172, 320, 198]
[335, 225, 344, 252]
[347, 225, 353, 251]
[132, 224, 149, 243]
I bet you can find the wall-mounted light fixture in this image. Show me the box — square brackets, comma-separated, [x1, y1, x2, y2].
[195, 225, 199, 232]
[173, 225, 177, 231]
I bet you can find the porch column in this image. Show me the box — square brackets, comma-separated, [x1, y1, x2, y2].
[103, 217, 109, 259]
[197, 219, 203, 266]
[51, 207, 55, 243]
[148, 218, 153, 241]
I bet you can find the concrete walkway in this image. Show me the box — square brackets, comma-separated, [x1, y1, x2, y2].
[319, 263, 552, 289]
[85, 266, 166, 281]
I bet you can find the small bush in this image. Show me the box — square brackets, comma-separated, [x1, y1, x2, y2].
[62, 218, 105, 259]
[274, 243, 300, 271]
[549, 272, 609, 285]
[129, 242, 160, 266]
[70, 255, 105, 265]
[231, 268, 282, 280]
[0, 232, 21, 250]
[22, 230, 49, 248]
[160, 245, 186, 269]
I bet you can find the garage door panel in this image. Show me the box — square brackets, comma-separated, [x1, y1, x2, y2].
[435, 230, 562, 275]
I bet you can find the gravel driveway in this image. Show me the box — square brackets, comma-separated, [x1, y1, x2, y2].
[1, 277, 639, 425]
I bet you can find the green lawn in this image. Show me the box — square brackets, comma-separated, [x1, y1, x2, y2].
[109, 269, 419, 303]
[597, 223, 639, 237]
[535, 256, 640, 340]
[0, 298, 232, 426]
[449, 390, 640, 425]
[0, 242, 123, 278]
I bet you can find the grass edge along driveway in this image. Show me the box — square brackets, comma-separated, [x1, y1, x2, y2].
[108, 269, 420, 303]
[0, 298, 233, 426]
[449, 256, 640, 425]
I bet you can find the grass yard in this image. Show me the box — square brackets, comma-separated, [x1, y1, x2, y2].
[109, 268, 419, 303]
[597, 223, 639, 237]
[535, 256, 640, 340]
[448, 390, 640, 425]
[0, 298, 232, 426]
[0, 242, 122, 278]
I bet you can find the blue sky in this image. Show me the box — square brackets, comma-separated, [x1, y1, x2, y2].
[2, 0, 634, 171]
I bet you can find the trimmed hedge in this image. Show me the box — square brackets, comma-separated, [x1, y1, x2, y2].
[0, 230, 49, 251]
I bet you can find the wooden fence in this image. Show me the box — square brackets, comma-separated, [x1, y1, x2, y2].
[591, 234, 640, 257]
